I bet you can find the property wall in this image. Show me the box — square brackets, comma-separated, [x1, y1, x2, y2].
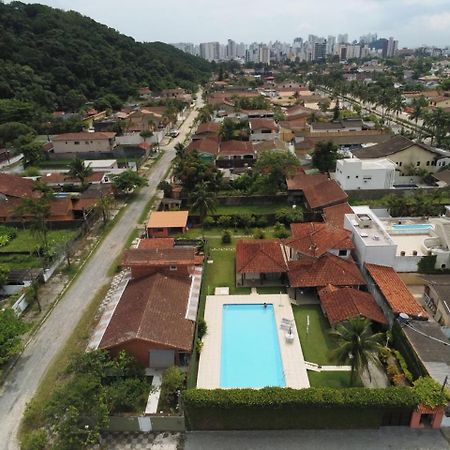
[250, 131, 279, 141]
[53, 139, 114, 154]
[129, 264, 193, 279]
[346, 187, 449, 202]
[108, 415, 185, 432]
[394, 256, 421, 273]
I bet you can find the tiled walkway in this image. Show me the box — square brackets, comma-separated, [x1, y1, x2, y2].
[102, 432, 181, 449]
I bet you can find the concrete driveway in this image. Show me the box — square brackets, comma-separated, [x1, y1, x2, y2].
[0, 93, 203, 450]
[185, 429, 449, 450]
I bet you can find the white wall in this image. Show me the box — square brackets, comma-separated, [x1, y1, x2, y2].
[335, 158, 395, 190]
[250, 131, 279, 142]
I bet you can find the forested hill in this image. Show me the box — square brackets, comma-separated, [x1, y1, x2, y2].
[0, 2, 211, 111]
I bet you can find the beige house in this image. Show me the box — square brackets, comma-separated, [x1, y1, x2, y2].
[351, 136, 450, 175]
[52, 132, 116, 155]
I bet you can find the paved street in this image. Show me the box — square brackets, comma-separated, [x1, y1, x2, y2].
[0, 94, 202, 450]
[185, 429, 450, 450]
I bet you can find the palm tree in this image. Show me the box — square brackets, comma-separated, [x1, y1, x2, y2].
[68, 157, 93, 187]
[175, 143, 186, 159]
[189, 182, 218, 222]
[330, 317, 384, 385]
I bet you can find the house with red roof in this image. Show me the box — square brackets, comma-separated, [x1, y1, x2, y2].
[322, 203, 353, 229]
[216, 140, 256, 168]
[249, 118, 279, 142]
[303, 179, 348, 212]
[318, 285, 387, 326]
[236, 239, 288, 287]
[286, 171, 328, 204]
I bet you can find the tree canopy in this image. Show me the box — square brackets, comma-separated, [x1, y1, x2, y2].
[312, 141, 339, 173]
[0, 2, 211, 114]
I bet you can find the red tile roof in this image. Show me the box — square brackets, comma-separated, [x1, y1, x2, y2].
[49, 198, 73, 218]
[286, 171, 328, 191]
[196, 122, 220, 135]
[365, 263, 428, 318]
[123, 247, 197, 267]
[249, 118, 278, 131]
[138, 238, 175, 249]
[284, 222, 354, 257]
[303, 179, 348, 210]
[288, 254, 365, 288]
[99, 273, 194, 351]
[220, 140, 255, 156]
[187, 138, 219, 156]
[318, 285, 387, 325]
[236, 239, 288, 274]
[52, 132, 116, 141]
[0, 173, 39, 199]
[71, 198, 97, 211]
[322, 203, 353, 229]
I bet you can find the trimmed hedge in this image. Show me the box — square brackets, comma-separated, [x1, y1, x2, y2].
[183, 387, 417, 430]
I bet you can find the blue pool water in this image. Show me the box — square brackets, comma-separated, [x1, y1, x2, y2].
[220, 304, 285, 388]
[392, 223, 432, 231]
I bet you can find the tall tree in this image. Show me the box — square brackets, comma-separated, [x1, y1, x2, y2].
[68, 157, 93, 187]
[112, 170, 147, 194]
[330, 317, 384, 385]
[189, 182, 218, 222]
[312, 140, 339, 173]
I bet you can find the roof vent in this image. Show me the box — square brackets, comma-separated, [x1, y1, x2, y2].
[356, 214, 372, 228]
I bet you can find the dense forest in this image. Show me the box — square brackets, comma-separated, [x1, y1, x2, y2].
[0, 2, 211, 112]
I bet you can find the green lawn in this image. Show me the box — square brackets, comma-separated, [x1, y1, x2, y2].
[37, 159, 72, 169]
[0, 229, 78, 253]
[308, 371, 356, 388]
[292, 304, 337, 365]
[214, 203, 289, 216]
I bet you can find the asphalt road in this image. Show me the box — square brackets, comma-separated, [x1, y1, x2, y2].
[0, 94, 203, 450]
[185, 429, 450, 450]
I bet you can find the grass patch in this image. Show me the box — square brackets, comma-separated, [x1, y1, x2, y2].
[308, 371, 356, 388]
[292, 304, 337, 366]
[37, 159, 72, 169]
[257, 286, 286, 295]
[213, 203, 289, 216]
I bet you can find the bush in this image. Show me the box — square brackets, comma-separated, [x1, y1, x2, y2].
[273, 222, 289, 239]
[254, 215, 268, 227]
[413, 377, 450, 408]
[218, 216, 233, 228]
[202, 216, 216, 229]
[21, 429, 48, 450]
[253, 228, 265, 239]
[0, 225, 16, 240]
[105, 378, 151, 413]
[394, 350, 414, 383]
[23, 166, 40, 177]
[275, 207, 303, 226]
[238, 214, 253, 228]
[221, 230, 231, 244]
[159, 367, 185, 412]
[197, 318, 207, 339]
[195, 337, 204, 354]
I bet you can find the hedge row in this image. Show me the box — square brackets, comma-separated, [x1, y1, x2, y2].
[183, 387, 417, 410]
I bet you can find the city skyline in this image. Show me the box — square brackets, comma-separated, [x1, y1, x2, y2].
[5, 0, 450, 48]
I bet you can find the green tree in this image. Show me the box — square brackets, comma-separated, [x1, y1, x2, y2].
[319, 99, 331, 113]
[312, 140, 339, 172]
[333, 99, 340, 120]
[140, 129, 153, 142]
[95, 193, 113, 225]
[112, 170, 147, 194]
[158, 180, 172, 198]
[219, 118, 235, 141]
[330, 317, 384, 385]
[254, 150, 300, 193]
[19, 139, 44, 167]
[189, 181, 218, 222]
[0, 308, 28, 366]
[68, 157, 93, 187]
[0, 122, 36, 147]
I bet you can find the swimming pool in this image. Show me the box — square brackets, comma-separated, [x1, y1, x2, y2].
[392, 223, 433, 231]
[220, 304, 285, 388]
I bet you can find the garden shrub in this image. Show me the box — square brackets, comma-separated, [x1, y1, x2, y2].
[221, 230, 231, 244]
[159, 367, 185, 413]
[197, 318, 207, 339]
[238, 214, 253, 228]
[255, 216, 268, 227]
[275, 207, 303, 225]
[195, 337, 204, 354]
[202, 217, 216, 229]
[394, 350, 414, 383]
[105, 378, 151, 413]
[273, 222, 289, 239]
[413, 377, 450, 408]
[253, 228, 265, 239]
[218, 216, 233, 228]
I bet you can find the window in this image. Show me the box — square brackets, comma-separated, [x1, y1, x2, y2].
[431, 160, 436, 166]
[416, 161, 420, 166]
[355, 175, 359, 179]
[398, 162, 402, 167]
[412, 250, 418, 256]
[338, 249, 347, 256]
[400, 251, 406, 256]
[442, 264, 446, 269]
[426, 161, 430, 166]
[74, 141, 80, 145]
[85, 141, 89, 144]
[170, 265, 177, 271]
[347, 176, 350, 179]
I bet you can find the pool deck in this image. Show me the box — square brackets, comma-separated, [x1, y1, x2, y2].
[197, 291, 310, 389]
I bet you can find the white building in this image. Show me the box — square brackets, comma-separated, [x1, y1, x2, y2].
[344, 206, 450, 272]
[199, 42, 220, 61]
[335, 158, 396, 190]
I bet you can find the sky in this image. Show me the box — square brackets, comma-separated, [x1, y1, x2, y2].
[7, 0, 450, 48]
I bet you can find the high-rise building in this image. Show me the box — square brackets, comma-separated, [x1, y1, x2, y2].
[199, 42, 220, 61]
[337, 33, 348, 44]
[259, 45, 270, 65]
[313, 42, 327, 61]
[226, 39, 237, 60]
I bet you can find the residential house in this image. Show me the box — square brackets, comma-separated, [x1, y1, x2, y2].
[421, 275, 450, 326]
[235, 239, 288, 286]
[322, 203, 353, 229]
[249, 118, 279, 141]
[216, 140, 256, 168]
[318, 285, 387, 326]
[302, 179, 348, 212]
[429, 96, 450, 109]
[192, 122, 220, 140]
[351, 136, 450, 174]
[52, 132, 116, 156]
[146, 211, 189, 238]
[286, 171, 329, 204]
[187, 137, 219, 162]
[309, 119, 364, 133]
[335, 157, 396, 190]
[0, 173, 40, 200]
[98, 272, 195, 368]
[40, 171, 107, 188]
